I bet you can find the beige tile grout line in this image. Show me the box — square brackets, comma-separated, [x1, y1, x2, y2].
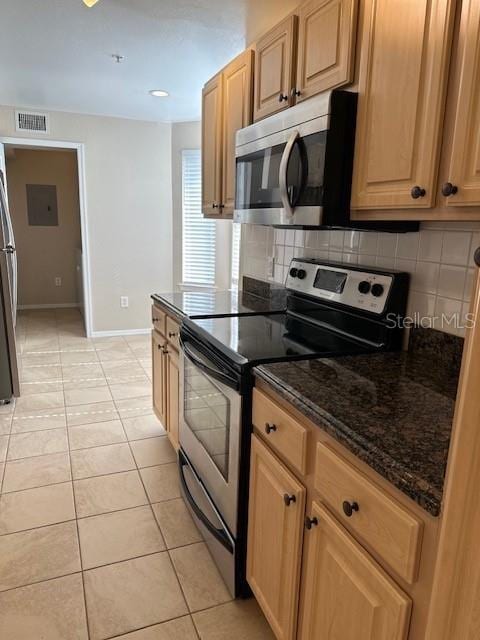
[0, 406, 14, 493]
[103, 614, 201, 640]
[2, 402, 154, 465]
[57, 313, 92, 640]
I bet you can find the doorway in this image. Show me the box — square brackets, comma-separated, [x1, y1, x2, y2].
[0, 138, 92, 337]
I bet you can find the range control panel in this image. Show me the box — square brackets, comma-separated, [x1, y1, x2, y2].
[286, 259, 398, 315]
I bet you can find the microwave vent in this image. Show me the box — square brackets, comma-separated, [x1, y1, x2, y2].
[15, 110, 50, 134]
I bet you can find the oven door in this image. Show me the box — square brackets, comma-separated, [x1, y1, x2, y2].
[179, 336, 242, 537]
[234, 123, 327, 226]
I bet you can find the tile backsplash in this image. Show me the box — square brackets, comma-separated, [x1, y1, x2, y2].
[241, 222, 480, 336]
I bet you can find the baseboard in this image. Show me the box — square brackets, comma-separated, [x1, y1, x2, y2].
[18, 303, 81, 310]
[90, 328, 151, 338]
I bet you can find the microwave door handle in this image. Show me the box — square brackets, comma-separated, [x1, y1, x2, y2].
[279, 130, 300, 218]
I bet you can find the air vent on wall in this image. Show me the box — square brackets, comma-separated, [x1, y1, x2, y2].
[15, 110, 50, 134]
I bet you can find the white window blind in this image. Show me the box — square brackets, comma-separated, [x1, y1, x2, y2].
[182, 150, 216, 286]
[231, 222, 241, 289]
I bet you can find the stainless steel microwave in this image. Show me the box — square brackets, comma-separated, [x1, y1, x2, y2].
[234, 90, 357, 227]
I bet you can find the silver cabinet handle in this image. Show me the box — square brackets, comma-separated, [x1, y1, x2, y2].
[279, 130, 299, 219]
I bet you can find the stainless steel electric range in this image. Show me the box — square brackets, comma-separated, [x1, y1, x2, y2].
[177, 259, 410, 597]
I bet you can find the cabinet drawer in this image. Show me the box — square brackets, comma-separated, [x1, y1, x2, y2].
[252, 388, 309, 475]
[151, 304, 166, 335]
[314, 442, 423, 584]
[166, 317, 180, 351]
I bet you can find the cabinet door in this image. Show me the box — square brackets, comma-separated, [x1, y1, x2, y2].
[202, 73, 223, 217]
[247, 435, 306, 640]
[222, 49, 254, 216]
[442, 0, 480, 206]
[299, 502, 411, 640]
[253, 15, 298, 122]
[166, 347, 179, 449]
[351, 0, 454, 210]
[152, 331, 167, 427]
[296, 0, 357, 102]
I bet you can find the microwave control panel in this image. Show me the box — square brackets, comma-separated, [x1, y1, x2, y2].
[286, 259, 397, 315]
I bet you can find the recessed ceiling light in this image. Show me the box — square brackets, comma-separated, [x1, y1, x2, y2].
[150, 90, 169, 98]
[83, 0, 100, 7]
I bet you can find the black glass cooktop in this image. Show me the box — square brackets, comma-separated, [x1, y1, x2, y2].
[152, 290, 285, 319]
[184, 313, 369, 370]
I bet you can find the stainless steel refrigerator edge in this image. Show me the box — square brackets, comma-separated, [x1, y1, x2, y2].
[0, 171, 20, 402]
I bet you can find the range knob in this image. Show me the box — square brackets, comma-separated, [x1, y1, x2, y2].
[371, 283, 385, 298]
[297, 269, 307, 280]
[289, 267, 298, 278]
[358, 281, 371, 295]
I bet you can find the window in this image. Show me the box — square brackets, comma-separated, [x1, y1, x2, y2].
[182, 150, 216, 286]
[231, 223, 241, 289]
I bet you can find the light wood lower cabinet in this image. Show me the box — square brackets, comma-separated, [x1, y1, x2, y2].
[299, 501, 411, 640]
[248, 386, 431, 640]
[152, 330, 167, 427]
[166, 346, 179, 449]
[247, 435, 306, 640]
[152, 308, 180, 449]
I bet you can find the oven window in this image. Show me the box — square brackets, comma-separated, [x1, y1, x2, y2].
[184, 358, 230, 480]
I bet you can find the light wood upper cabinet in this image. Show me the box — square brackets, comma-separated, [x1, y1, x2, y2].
[253, 15, 298, 122]
[351, 0, 455, 210]
[202, 73, 223, 217]
[247, 435, 306, 640]
[441, 0, 480, 207]
[222, 49, 254, 215]
[202, 50, 253, 218]
[299, 502, 412, 640]
[295, 0, 358, 102]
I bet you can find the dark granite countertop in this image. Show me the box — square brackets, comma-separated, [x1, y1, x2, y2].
[151, 290, 286, 322]
[151, 277, 287, 322]
[254, 334, 461, 516]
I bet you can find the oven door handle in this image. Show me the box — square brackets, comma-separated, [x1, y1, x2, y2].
[279, 129, 300, 218]
[179, 336, 239, 391]
[179, 453, 234, 554]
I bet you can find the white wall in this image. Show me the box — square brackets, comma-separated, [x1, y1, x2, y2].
[0, 106, 173, 333]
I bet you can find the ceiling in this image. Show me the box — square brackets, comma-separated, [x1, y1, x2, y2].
[0, 0, 251, 122]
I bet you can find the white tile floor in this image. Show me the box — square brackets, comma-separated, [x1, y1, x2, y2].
[0, 309, 274, 640]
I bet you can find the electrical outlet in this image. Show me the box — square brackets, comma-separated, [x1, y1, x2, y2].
[120, 296, 129, 308]
[55, 277, 62, 287]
